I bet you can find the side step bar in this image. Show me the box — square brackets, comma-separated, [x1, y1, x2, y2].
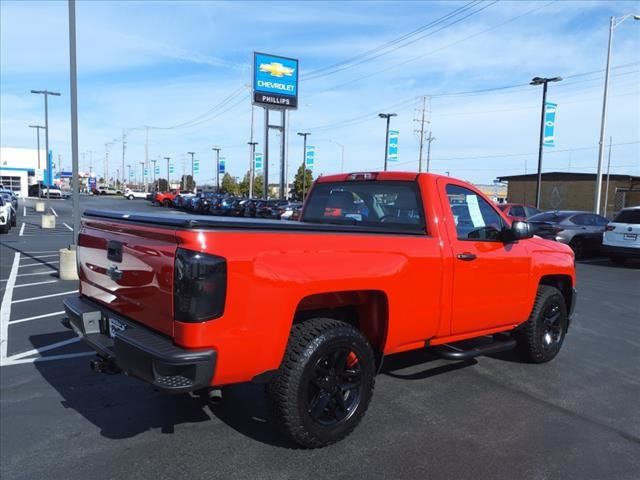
[433, 338, 517, 361]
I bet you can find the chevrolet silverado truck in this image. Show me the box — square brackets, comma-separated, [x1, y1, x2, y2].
[64, 172, 576, 448]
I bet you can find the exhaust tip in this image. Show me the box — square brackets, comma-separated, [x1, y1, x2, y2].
[208, 388, 223, 405]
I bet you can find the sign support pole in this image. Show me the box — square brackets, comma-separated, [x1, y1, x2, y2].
[263, 109, 270, 199]
[279, 110, 286, 200]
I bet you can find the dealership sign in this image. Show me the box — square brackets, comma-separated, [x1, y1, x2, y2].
[253, 52, 299, 109]
[388, 130, 399, 162]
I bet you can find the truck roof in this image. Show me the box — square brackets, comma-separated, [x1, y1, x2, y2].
[316, 171, 454, 183]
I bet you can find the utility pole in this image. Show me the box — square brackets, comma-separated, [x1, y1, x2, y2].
[140, 161, 145, 188]
[164, 157, 171, 189]
[595, 15, 639, 214]
[603, 136, 613, 218]
[425, 131, 435, 173]
[121, 130, 127, 187]
[415, 96, 430, 172]
[297, 132, 310, 201]
[378, 113, 397, 171]
[212, 147, 221, 192]
[127, 164, 131, 185]
[248, 141, 258, 198]
[31, 89, 60, 213]
[104, 143, 110, 186]
[530, 76, 562, 209]
[144, 126, 149, 183]
[28, 125, 45, 198]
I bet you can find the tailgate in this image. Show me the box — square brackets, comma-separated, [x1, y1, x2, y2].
[78, 217, 178, 337]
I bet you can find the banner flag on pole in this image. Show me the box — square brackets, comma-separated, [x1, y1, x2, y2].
[254, 152, 263, 171]
[305, 145, 315, 169]
[219, 158, 226, 174]
[388, 130, 399, 161]
[543, 102, 557, 147]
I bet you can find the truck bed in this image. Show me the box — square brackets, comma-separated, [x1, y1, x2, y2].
[83, 209, 427, 236]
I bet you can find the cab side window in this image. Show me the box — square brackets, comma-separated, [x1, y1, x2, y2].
[446, 184, 505, 241]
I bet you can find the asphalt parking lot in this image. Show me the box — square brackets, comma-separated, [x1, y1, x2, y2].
[1, 195, 639, 480]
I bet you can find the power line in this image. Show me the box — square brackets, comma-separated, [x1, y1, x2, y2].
[302, 1, 494, 81]
[306, 1, 556, 95]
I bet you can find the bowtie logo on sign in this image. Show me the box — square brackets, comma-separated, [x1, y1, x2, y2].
[253, 52, 299, 109]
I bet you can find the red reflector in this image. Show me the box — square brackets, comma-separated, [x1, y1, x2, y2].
[348, 172, 378, 181]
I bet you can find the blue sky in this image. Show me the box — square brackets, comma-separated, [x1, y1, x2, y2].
[1, 0, 638, 185]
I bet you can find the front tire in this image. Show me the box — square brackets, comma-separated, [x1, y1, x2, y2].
[266, 318, 376, 448]
[569, 237, 584, 259]
[515, 285, 568, 363]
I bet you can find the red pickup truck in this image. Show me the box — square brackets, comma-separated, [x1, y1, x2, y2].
[65, 172, 576, 447]
[154, 189, 191, 207]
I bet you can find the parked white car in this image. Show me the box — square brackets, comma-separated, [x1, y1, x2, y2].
[0, 196, 12, 233]
[603, 206, 640, 264]
[123, 188, 148, 200]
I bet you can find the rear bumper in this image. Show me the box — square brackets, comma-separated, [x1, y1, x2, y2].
[64, 295, 216, 393]
[603, 245, 640, 258]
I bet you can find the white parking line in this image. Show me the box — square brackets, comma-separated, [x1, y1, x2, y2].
[19, 222, 25, 236]
[10, 311, 65, 325]
[7, 337, 81, 361]
[14, 280, 59, 289]
[0, 271, 54, 281]
[3, 351, 94, 366]
[22, 254, 59, 260]
[21, 261, 59, 268]
[0, 252, 20, 366]
[50, 207, 58, 217]
[20, 250, 59, 254]
[12, 290, 78, 304]
[22, 205, 26, 216]
[63, 222, 73, 231]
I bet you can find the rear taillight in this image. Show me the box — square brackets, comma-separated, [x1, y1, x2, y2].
[605, 225, 615, 231]
[174, 248, 227, 322]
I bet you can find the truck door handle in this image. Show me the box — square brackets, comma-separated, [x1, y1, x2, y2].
[457, 252, 477, 261]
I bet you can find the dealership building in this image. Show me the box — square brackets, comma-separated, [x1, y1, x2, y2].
[0, 147, 49, 196]
[497, 172, 640, 217]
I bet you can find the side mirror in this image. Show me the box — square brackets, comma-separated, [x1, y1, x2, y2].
[508, 221, 534, 241]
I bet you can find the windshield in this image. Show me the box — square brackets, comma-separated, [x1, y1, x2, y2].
[528, 211, 572, 222]
[613, 209, 640, 224]
[303, 181, 425, 231]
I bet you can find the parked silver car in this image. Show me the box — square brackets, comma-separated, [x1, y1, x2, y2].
[527, 210, 609, 258]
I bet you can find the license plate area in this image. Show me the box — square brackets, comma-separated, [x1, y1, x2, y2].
[623, 233, 637, 241]
[108, 317, 127, 338]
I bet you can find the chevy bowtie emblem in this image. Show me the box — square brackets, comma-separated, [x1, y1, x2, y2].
[259, 62, 295, 77]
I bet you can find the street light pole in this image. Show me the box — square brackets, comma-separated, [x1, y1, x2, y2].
[248, 142, 258, 198]
[530, 76, 562, 209]
[28, 125, 45, 198]
[164, 157, 171, 189]
[212, 147, 221, 192]
[140, 162, 145, 188]
[187, 152, 195, 190]
[151, 159, 157, 191]
[31, 89, 61, 213]
[595, 14, 639, 215]
[297, 132, 310, 201]
[127, 164, 131, 185]
[378, 113, 397, 171]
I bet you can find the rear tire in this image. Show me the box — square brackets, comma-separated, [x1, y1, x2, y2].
[128, 195, 134, 200]
[266, 318, 376, 448]
[11, 214, 17, 227]
[515, 285, 568, 363]
[162, 199, 171, 207]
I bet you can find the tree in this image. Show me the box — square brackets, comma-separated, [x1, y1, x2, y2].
[238, 171, 265, 198]
[181, 174, 195, 191]
[157, 178, 168, 192]
[220, 172, 239, 195]
[292, 164, 314, 201]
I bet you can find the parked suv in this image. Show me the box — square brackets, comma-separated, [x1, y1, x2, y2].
[603, 206, 640, 264]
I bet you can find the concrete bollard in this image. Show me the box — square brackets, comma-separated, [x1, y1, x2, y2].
[35, 201, 45, 212]
[42, 214, 56, 229]
[59, 246, 79, 280]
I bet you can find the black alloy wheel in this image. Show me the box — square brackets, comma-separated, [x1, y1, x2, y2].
[307, 348, 362, 426]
